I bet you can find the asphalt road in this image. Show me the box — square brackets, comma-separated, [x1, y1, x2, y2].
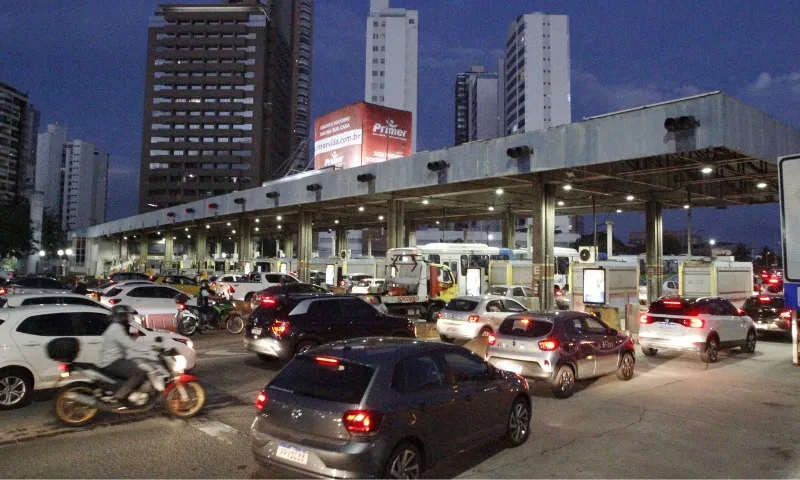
[3, 330, 800, 478]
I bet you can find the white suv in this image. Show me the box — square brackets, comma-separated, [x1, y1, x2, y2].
[0, 305, 196, 410]
[639, 296, 757, 363]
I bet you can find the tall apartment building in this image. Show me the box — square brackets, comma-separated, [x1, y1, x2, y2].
[0, 81, 40, 203]
[454, 66, 499, 146]
[138, 0, 301, 212]
[61, 140, 108, 231]
[498, 13, 570, 135]
[364, 0, 418, 152]
[34, 124, 108, 230]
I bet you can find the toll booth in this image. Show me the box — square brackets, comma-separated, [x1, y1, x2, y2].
[679, 260, 753, 308]
[571, 260, 640, 332]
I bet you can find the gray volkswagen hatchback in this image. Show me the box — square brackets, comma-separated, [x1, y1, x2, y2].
[250, 337, 531, 478]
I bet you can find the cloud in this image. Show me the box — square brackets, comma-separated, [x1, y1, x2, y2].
[572, 71, 704, 118]
[740, 71, 800, 126]
[745, 71, 800, 95]
[419, 45, 504, 71]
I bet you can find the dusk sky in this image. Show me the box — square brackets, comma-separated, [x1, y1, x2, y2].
[2, 1, 799, 250]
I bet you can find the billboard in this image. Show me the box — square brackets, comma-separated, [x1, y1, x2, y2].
[314, 101, 412, 170]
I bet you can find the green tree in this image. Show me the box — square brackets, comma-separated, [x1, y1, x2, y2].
[733, 243, 751, 262]
[0, 200, 34, 259]
[572, 233, 629, 256]
[41, 212, 66, 254]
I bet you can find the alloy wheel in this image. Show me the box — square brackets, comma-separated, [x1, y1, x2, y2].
[508, 402, 530, 444]
[0, 376, 26, 406]
[388, 448, 420, 479]
[621, 354, 634, 378]
[559, 368, 573, 392]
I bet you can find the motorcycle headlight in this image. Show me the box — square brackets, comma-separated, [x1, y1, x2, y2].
[172, 354, 187, 373]
[133, 315, 143, 325]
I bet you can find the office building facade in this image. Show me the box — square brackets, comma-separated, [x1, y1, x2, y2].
[364, 0, 418, 152]
[499, 13, 570, 135]
[35, 123, 69, 216]
[0, 81, 40, 203]
[455, 66, 499, 146]
[61, 140, 109, 231]
[138, 0, 297, 212]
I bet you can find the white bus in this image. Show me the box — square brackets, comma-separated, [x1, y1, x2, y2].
[512, 247, 581, 291]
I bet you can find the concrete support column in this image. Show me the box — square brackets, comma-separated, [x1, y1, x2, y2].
[164, 233, 174, 264]
[297, 210, 313, 283]
[335, 226, 348, 257]
[238, 218, 252, 262]
[365, 231, 372, 257]
[526, 223, 533, 253]
[139, 239, 149, 265]
[214, 239, 221, 258]
[404, 220, 417, 247]
[606, 220, 614, 259]
[386, 199, 404, 250]
[195, 232, 207, 269]
[120, 238, 129, 262]
[501, 208, 516, 249]
[531, 181, 556, 311]
[645, 201, 664, 304]
[284, 235, 294, 259]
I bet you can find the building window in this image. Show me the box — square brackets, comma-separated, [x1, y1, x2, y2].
[75, 238, 86, 266]
[372, 96, 377, 101]
[373, 21, 378, 27]
[409, 19, 415, 24]
[372, 71, 378, 77]
[373, 46, 378, 51]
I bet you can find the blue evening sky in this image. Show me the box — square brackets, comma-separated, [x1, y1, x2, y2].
[2, 1, 798, 250]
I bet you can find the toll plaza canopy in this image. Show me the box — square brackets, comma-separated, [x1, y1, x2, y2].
[74, 92, 800, 307]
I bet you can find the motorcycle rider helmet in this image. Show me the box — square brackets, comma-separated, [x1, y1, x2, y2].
[110, 304, 135, 326]
[200, 279, 209, 289]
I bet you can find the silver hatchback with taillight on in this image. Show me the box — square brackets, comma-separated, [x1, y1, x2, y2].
[486, 311, 636, 399]
[435, 296, 528, 343]
[638, 296, 757, 363]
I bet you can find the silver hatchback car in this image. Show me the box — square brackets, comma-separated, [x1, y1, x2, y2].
[485, 312, 636, 398]
[250, 337, 532, 478]
[436, 296, 528, 343]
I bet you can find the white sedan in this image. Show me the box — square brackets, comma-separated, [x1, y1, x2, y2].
[0, 305, 195, 410]
[99, 284, 190, 332]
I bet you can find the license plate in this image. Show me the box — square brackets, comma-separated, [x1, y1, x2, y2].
[276, 443, 309, 465]
[659, 322, 676, 328]
[251, 327, 262, 335]
[755, 324, 768, 330]
[501, 363, 522, 374]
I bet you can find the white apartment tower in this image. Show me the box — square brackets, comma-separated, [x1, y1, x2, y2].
[61, 140, 108, 231]
[364, 0, 418, 152]
[35, 124, 69, 216]
[499, 13, 571, 135]
[455, 66, 499, 146]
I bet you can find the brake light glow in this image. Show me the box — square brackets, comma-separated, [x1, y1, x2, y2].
[663, 300, 682, 308]
[639, 313, 654, 324]
[769, 277, 780, 285]
[271, 320, 289, 336]
[681, 317, 705, 328]
[107, 298, 121, 305]
[228, 285, 235, 293]
[538, 338, 560, 351]
[177, 304, 186, 311]
[57, 363, 69, 372]
[780, 310, 792, 319]
[261, 296, 277, 306]
[487, 333, 497, 346]
[737, 308, 744, 315]
[315, 356, 339, 365]
[519, 318, 530, 326]
[0, 288, 6, 295]
[758, 296, 772, 303]
[467, 315, 480, 323]
[343, 410, 383, 435]
[555, 290, 563, 297]
[255, 391, 268, 411]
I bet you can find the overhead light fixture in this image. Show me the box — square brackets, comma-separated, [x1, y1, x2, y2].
[426, 160, 449, 171]
[378, 215, 385, 221]
[306, 183, 322, 192]
[157, 231, 161, 235]
[187, 234, 191, 239]
[562, 184, 572, 191]
[122, 237, 127, 241]
[756, 181, 767, 189]
[205, 224, 210, 229]
[147, 203, 158, 208]
[184, 227, 189, 232]
[495, 188, 504, 195]
[664, 115, 699, 132]
[172, 236, 177, 240]
[185, 207, 195, 214]
[709, 239, 716, 246]
[334, 219, 339, 224]
[254, 227, 260, 232]
[266, 191, 280, 199]
[683, 204, 690, 209]
[226, 222, 231, 226]
[506, 146, 532, 158]
[357, 173, 376, 182]
[277, 215, 282, 221]
[358, 206, 365, 212]
[488, 206, 495, 211]
[233, 197, 245, 205]
[701, 166, 713, 174]
[422, 199, 429, 205]
[232, 229, 236, 234]
[626, 195, 635, 201]
[616, 209, 622, 213]
[255, 218, 260, 223]
[207, 202, 218, 209]
[277, 225, 282, 230]
[436, 220, 440, 225]
[557, 200, 565, 206]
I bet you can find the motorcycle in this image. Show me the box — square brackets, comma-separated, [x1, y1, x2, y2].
[46, 337, 206, 427]
[174, 294, 245, 337]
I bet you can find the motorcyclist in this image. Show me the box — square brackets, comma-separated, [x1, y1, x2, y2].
[197, 279, 220, 327]
[98, 305, 148, 405]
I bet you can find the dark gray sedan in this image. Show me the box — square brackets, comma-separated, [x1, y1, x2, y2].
[486, 311, 636, 399]
[250, 337, 531, 478]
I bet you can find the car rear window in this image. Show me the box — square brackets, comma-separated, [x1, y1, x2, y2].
[105, 287, 122, 298]
[499, 317, 553, 337]
[744, 296, 784, 309]
[268, 356, 375, 404]
[486, 286, 509, 296]
[444, 299, 479, 312]
[648, 298, 706, 315]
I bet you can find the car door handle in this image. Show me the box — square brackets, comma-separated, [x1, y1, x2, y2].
[482, 385, 499, 393]
[22, 343, 40, 347]
[87, 341, 102, 345]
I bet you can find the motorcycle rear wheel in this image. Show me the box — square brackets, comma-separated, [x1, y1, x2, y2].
[178, 316, 197, 337]
[165, 381, 206, 419]
[54, 385, 99, 427]
[226, 314, 245, 334]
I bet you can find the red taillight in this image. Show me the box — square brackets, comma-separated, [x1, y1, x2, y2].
[538, 338, 560, 351]
[261, 296, 277, 306]
[177, 304, 186, 311]
[737, 308, 744, 315]
[640, 313, 654, 324]
[57, 363, 69, 372]
[339, 281, 345, 287]
[315, 356, 339, 365]
[758, 296, 772, 303]
[769, 278, 780, 285]
[487, 333, 497, 346]
[436, 312, 442, 320]
[271, 320, 289, 336]
[683, 317, 704, 328]
[343, 410, 383, 436]
[0, 288, 6, 295]
[780, 310, 792, 319]
[255, 390, 268, 411]
[519, 318, 530, 326]
[467, 314, 480, 323]
[108, 298, 121, 305]
[663, 300, 682, 308]
[228, 285, 235, 294]
[211, 282, 217, 287]
[555, 290, 563, 297]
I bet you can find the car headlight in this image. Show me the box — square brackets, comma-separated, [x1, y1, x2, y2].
[173, 354, 187, 373]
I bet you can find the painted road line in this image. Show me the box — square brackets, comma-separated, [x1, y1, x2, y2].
[188, 417, 247, 445]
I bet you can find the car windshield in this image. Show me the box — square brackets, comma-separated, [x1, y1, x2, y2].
[444, 298, 479, 312]
[499, 317, 553, 337]
[268, 356, 375, 404]
[487, 286, 509, 296]
[745, 296, 784, 309]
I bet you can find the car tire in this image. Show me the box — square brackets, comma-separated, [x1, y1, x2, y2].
[383, 442, 423, 479]
[504, 396, 531, 446]
[293, 340, 317, 358]
[743, 329, 757, 353]
[0, 368, 33, 410]
[439, 334, 455, 343]
[550, 364, 575, 399]
[616, 352, 635, 381]
[426, 304, 442, 323]
[256, 353, 275, 363]
[700, 335, 720, 363]
[642, 347, 658, 357]
[478, 326, 493, 338]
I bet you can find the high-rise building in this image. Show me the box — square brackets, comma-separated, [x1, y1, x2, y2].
[498, 13, 570, 136]
[0, 81, 40, 203]
[138, 0, 300, 212]
[454, 66, 499, 146]
[61, 140, 108, 231]
[35, 123, 69, 216]
[364, 0, 418, 152]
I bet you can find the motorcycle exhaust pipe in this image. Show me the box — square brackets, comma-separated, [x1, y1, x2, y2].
[63, 391, 103, 408]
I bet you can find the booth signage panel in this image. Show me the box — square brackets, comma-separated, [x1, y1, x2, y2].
[779, 154, 800, 285]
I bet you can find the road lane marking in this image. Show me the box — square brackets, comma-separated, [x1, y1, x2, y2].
[188, 418, 247, 445]
[201, 349, 251, 357]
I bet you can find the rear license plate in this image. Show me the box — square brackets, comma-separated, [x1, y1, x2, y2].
[500, 363, 522, 374]
[251, 327, 262, 335]
[659, 322, 676, 328]
[755, 323, 768, 330]
[276, 443, 309, 465]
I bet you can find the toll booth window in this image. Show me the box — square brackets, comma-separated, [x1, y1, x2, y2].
[460, 255, 468, 276]
[555, 257, 570, 275]
[469, 255, 490, 272]
[429, 255, 440, 264]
